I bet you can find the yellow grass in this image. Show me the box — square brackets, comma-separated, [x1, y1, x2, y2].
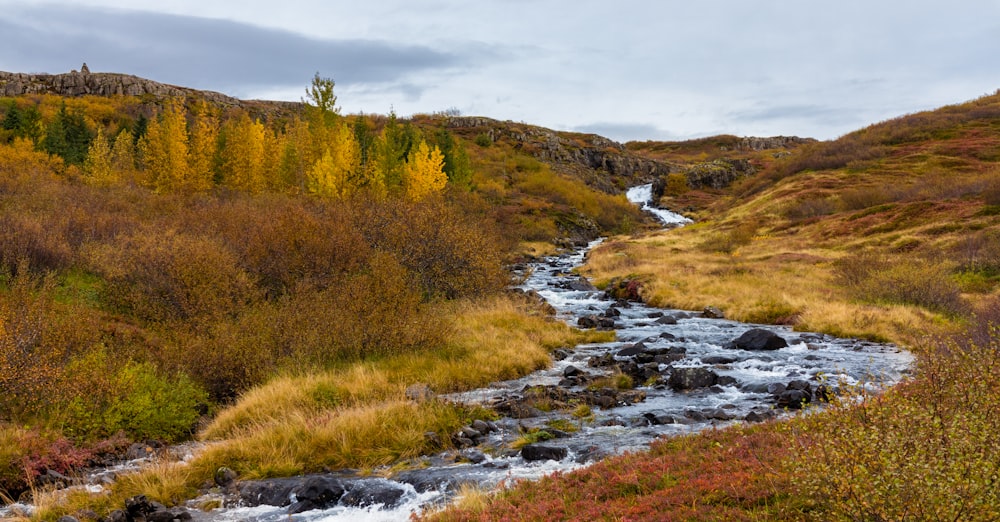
[582, 226, 962, 345]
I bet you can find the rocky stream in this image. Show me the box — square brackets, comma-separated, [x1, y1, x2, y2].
[1, 185, 912, 521]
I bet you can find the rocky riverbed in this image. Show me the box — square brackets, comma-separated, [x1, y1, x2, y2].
[3, 188, 912, 522]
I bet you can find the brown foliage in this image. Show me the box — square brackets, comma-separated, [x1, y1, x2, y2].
[86, 227, 260, 324]
[352, 197, 508, 299]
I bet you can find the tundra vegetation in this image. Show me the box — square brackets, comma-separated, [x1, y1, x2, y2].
[2, 76, 1000, 520]
[430, 91, 1000, 521]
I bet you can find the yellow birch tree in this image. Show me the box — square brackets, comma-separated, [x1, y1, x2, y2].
[219, 113, 266, 193]
[307, 122, 361, 198]
[110, 128, 136, 182]
[402, 139, 447, 201]
[83, 127, 115, 186]
[187, 102, 218, 192]
[139, 100, 190, 192]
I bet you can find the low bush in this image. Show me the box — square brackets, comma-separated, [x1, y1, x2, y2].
[833, 251, 967, 316]
[792, 317, 1000, 521]
[86, 228, 260, 324]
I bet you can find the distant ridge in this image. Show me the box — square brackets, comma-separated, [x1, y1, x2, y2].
[0, 64, 299, 112]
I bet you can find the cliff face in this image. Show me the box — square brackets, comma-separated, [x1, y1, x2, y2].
[447, 116, 677, 193]
[0, 67, 299, 114]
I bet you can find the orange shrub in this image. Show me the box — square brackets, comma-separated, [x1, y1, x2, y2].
[85, 227, 260, 324]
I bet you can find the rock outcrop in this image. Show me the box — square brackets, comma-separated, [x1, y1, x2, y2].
[0, 67, 299, 115]
[446, 116, 678, 192]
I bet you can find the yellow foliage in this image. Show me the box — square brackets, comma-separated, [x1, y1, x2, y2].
[186, 102, 218, 192]
[307, 123, 360, 198]
[139, 100, 190, 192]
[218, 113, 267, 193]
[403, 139, 447, 201]
[83, 127, 115, 186]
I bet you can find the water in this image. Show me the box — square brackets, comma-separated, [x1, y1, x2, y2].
[625, 183, 692, 226]
[1, 188, 912, 521]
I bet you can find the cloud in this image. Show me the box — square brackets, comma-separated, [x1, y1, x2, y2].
[0, 4, 467, 97]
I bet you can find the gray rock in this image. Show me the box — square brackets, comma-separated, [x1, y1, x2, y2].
[729, 329, 788, 351]
[341, 481, 406, 508]
[702, 306, 725, 319]
[668, 367, 719, 390]
[521, 444, 568, 462]
[405, 383, 435, 402]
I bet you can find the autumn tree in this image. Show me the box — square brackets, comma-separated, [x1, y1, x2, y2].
[187, 102, 219, 192]
[139, 100, 190, 192]
[111, 128, 137, 182]
[307, 122, 362, 198]
[218, 113, 266, 193]
[83, 127, 115, 185]
[403, 139, 447, 201]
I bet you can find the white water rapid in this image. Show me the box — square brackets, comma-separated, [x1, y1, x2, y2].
[625, 183, 692, 226]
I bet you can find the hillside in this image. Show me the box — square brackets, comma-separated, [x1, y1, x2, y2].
[3, 70, 997, 521]
[429, 91, 1000, 521]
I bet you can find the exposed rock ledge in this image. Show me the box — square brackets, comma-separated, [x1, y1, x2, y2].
[0, 66, 298, 113]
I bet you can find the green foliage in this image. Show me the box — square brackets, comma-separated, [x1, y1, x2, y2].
[41, 103, 93, 165]
[57, 350, 207, 442]
[834, 251, 968, 316]
[792, 324, 1000, 521]
[473, 132, 492, 147]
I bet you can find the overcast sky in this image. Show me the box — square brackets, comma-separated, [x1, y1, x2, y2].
[3, 1, 999, 142]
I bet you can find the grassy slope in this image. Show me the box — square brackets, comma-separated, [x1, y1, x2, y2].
[428, 92, 1000, 521]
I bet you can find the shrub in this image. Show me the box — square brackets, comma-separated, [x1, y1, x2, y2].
[699, 220, 758, 254]
[86, 228, 259, 324]
[473, 133, 492, 147]
[833, 252, 967, 316]
[662, 172, 689, 196]
[792, 324, 1000, 521]
[54, 349, 207, 442]
[0, 267, 66, 419]
[352, 198, 508, 299]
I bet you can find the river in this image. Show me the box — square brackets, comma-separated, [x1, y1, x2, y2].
[1, 185, 912, 521]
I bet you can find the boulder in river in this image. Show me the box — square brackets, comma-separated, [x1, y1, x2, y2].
[702, 306, 725, 319]
[521, 444, 568, 462]
[668, 367, 719, 390]
[340, 480, 406, 508]
[728, 328, 789, 350]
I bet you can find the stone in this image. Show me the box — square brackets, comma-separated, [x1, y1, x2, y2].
[56, 517, 80, 522]
[239, 477, 300, 507]
[341, 481, 406, 508]
[616, 343, 646, 357]
[460, 449, 487, 464]
[777, 389, 811, 409]
[701, 355, 738, 365]
[521, 444, 568, 462]
[563, 365, 584, 377]
[702, 306, 725, 319]
[292, 476, 346, 508]
[405, 383, 435, 402]
[577, 315, 599, 328]
[214, 467, 237, 488]
[729, 329, 788, 351]
[471, 419, 494, 434]
[567, 277, 597, 291]
[668, 367, 719, 390]
[641, 412, 675, 425]
[655, 315, 678, 325]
